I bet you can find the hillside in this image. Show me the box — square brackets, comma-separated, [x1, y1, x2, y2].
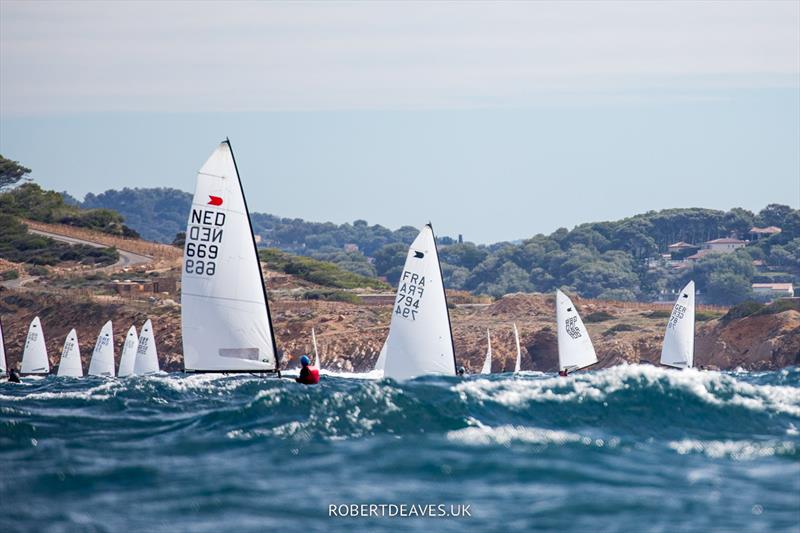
[72, 186, 799, 306]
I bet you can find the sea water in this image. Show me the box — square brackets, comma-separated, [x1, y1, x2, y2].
[1, 365, 798, 532]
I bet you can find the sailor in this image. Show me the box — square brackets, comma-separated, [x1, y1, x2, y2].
[7, 367, 21, 383]
[457, 366, 466, 377]
[295, 355, 320, 385]
[558, 369, 568, 377]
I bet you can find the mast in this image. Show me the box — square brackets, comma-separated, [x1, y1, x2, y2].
[225, 139, 281, 373]
[427, 222, 457, 374]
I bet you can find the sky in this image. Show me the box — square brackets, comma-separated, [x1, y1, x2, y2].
[1, 0, 798, 243]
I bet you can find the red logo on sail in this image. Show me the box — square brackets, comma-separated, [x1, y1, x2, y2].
[208, 195, 223, 206]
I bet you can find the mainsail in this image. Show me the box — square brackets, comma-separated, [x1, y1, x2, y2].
[660, 281, 696, 369]
[21, 316, 49, 374]
[0, 317, 6, 374]
[57, 329, 83, 377]
[134, 319, 159, 375]
[118, 326, 139, 377]
[383, 224, 457, 380]
[513, 323, 521, 373]
[312, 328, 320, 369]
[555, 290, 598, 373]
[181, 140, 279, 372]
[88, 321, 115, 377]
[374, 339, 388, 372]
[481, 329, 492, 374]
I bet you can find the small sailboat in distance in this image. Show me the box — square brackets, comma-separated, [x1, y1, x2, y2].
[312, 328, 320, 369]
[57, 329, 83, 377]
[21, 316, 49, 375]
[134, 319, 159, 375]
[118, 326, 138, 377]
[513, 323, 521, 373]
[88, 321, 115, 377]
[481, 329, 492, 374]
[660, 281, 695, 369]
[555, 290, 598, 375]
[181, 140, 280, 374]
[0, 316, 7, 375]
[383, 224, 457, 380]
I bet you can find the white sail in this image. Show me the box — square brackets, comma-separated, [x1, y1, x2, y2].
[88, 321, 115, 377]
[556, 290, 598, 373]
[481, 329, 492, 374]
[181, 141, 278, 372]
[513, 323, 521, 373]
[312, 328, 320, 369]
[374, 339, 388, 372]
[660, 280, 696, 369]
[134, 319, 159, 374]
[383, 224, 456, 380]
[57, 329, 83, 377]
[0, 318, 6, 374]
[21, 316, 49, 374]
[118, 326, 139, 377]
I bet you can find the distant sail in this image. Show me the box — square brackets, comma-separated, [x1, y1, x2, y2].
[181, 140, 279, 372]
[555, 290, 598, 373]
[383, 224, 456, 380]
[481, 329, 492, 374]
[118, 326, 139, 377]
[660, 281, 696, 369]
[513, 323, 521, 373]
[21, 316, 49, 374]
[57, 329, 83, 377]
[312, 328, 320, 369]
[134, 319, 159, 374]
[0, 317, 6, 374]
[88, 321, 115, 377]
[374, 339, 388, 372]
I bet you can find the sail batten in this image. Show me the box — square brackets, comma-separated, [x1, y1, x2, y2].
[556, 290, 598, 372]
[57, 329, 83, 377]
[21, 316, 49, 375]
[660, 281, 696, 369]
[383, 224, 456, 380]
[181, 141, 278, 372]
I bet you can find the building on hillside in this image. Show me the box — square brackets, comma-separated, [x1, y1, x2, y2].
[667, 241, 699, 260]
[343, 243, 359, 253]
[752, 283, 794, 300]
[748, 226, 782, 240]
[703, 237, 747, 253]
[111, 277, 178, 296]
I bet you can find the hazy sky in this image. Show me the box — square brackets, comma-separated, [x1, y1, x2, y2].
[1, 1, 798, 242]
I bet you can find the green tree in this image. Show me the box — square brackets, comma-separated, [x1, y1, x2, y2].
[0, 155, 31, 191]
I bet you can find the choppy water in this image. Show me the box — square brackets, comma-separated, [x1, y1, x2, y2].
[1, 365, 798, 532]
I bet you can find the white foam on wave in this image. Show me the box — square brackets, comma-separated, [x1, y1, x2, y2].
[669, 438, 797, 460]
[452, 364, 800, 416]
[0, 379, 120, 402]
[447, 424, 582, 447]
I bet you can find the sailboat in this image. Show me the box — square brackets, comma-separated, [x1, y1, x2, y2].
[481, 329, 492, 374]
[118, 326, 139, 377]
[0, 316, 6, 375]
[660, 281, 695, 369]
[555, 290, 598, 374]
[21, 316, 49, 375]
[134, 319, 159, 375]
[181, 140, 280, 374]
[383, 224, 457, 380]
[513, 323, 521, 373]
[57, 329, 83, 377]
[312, 328, 320, 369]
[88, 321, 115, 377]
[374, 338, 388, 372]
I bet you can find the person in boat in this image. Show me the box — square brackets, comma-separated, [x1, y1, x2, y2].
[7, 367, 21, 383]
[295, 355, 320, 385]
[457, 366, 466, 377]
[558, 369, 568, 377]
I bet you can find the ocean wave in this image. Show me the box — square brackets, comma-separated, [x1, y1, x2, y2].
[668, 438, 797, 460]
